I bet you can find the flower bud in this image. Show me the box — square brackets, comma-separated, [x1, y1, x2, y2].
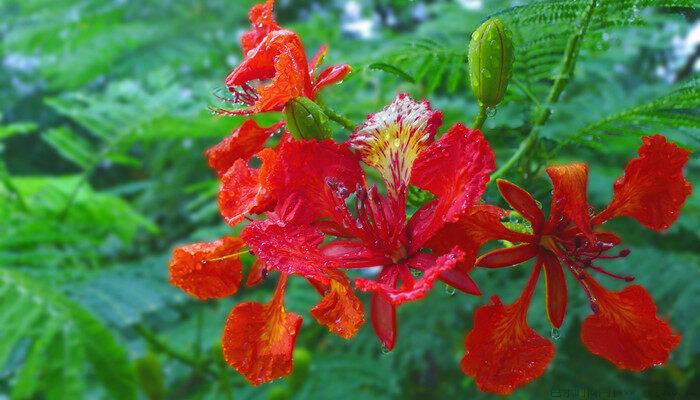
[284, 97, 333, 140]
[468, 18, 514, 108]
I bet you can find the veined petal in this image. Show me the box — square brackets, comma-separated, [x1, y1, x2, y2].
[355, 248, 464, 305]
[409, 253, 481, 295]
[168, 237, 244, 300]
[546, 163, 592, 237]
[313, 64, 352, 95]
[311, 270, 365, 339]
[594, 135, 692, 231]
[351, 93, 442, 198]
[242, 218, 330, 283]
[460, 264, 554, 395]
[541, 252, 567, 329]
[370, 267, 399, 350]
[218, 148, 277, 226]
[409, 125, 496, 247]
[268, 139, 364, 226]
[581, 280, 680, 371]
[205, 120, 281, 177]
[240, 0, 280, 54]
[222, 275, 302, 385]
[426, 205, 533, 271]
[321, 240, 389, 268]
[477, 244, 539, 268]
[496, 179, 545, 233]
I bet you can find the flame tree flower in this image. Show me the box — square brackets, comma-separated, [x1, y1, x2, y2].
[242, 94, 496, 351]
[454, 135, 691, 394]
[213, 0, 351, 116]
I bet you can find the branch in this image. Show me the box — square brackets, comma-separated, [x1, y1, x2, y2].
[489, 0, 599, 184]
[317, 101, 356, 132]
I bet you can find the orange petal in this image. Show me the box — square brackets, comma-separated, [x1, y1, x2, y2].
[168, 237, 244, 300]
[594, 135, 692, 231]
[477, 244, 539, 268]
[581, 281, 680, 371]
[218, 148, 277, 226]
[245, 259, 265, 287]
[222, 276, 303, 385]
[496, 179, 545, 233]
[460, 265, 554, 395]
[254, 43, 309, 111]
[311, 272, 365, 339]
[541, 252, 567, 329]
[240, 0, 280, 54]
[546, 163, 592, 237]
[205, 120, 280, 178]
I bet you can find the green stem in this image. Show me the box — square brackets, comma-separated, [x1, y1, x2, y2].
[489, 0, 598, 184]
[317, 101, 356, 131]
[472, 103, 488, 130]
[135, 324, 220, 379]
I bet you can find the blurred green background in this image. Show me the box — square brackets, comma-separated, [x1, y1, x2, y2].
[1, 0, 699, 399]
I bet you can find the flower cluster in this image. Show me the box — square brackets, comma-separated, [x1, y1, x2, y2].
[168, 0, 692, 393]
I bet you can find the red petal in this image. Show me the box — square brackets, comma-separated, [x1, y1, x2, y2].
[205, 120, 280, 177]
[355, 248, 465, 305]
[370, 267, 398, 350]
[477, 244, 539, 268]
[541, 252, 567, 328]
[242, 217, 330, 283]
[321, 240, 389, 268]
[427, 205, 534, 272]
[308, 44, 328, 76]
[311, 271, 365, 339]
[496, 179, 545, 233]
[222, 276, 302, 385]
[245, 259, 265, 287]
[168, 237, 243, 300]
[410, 253, 481, 295]
[240, 0, 280, 54]
[313, 64, 352, 95]
[409, 124, 496, 246]
[546, 163, 592, 236]
[581, 280, 680, 371]
[460, 265, 554, 395]
[594, 135, 692, 231]
[227, 30, 312, 113]
[218, 148, 277, 226]
[268, 139, 364, 226]
[351, 93, 442, 199]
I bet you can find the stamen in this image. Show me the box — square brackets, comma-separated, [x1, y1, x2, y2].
[589, 264, 635, 282]
[205, 250, 249, 263]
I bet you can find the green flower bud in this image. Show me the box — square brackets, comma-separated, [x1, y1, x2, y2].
[468, 18, 514, 108]
[284, 97, 333, 140]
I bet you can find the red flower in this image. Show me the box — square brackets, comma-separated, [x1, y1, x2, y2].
[458, 135, 690, 394]
[243, 94, 495, 351]
[214, 0, 351, 116]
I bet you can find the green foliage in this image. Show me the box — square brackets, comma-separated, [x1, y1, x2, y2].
[0, 268, 138, 400]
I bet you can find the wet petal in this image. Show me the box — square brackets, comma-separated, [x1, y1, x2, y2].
[268, 139, 364, 226]
[370, 267, 398, 350]
[541, 252, 567, 328]
[410, 253, 480, 295]
[546, 163, 592, 237]
[240, 0, 280, 54]
[460, 265, 554, 395]
[496, 179, 545, 233]
[242, 218, 330, 283]
[477, 244, 539, 268]
[409, 124, 496, 246]
[168, 237, 244, 300]
[245, 259, 265, 288]
[218, 148, 277, 226]
[351, 93, 442, 199]
[222, 276, 302, 385]
[581, 280, 680, 371]
[355, 248, 465, 305]
[426, 204, 533, 271]
[205, 120, 281, 177]
[311, 271, 365, 339]
[313, 64, 352, 94]
[594, 135, 692, 231]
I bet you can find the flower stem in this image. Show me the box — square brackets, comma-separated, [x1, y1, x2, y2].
[317, 101, 356, 132]
[489, 0, 598, 184]
[472, 103, 488, 130]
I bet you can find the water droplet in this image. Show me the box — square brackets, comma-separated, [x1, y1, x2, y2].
[445, 285, 456, 296]
[411, 269, 422, 278]
[550, 327, 561, 340]
[486, 107, 497, 117]
[380, 344, 391, 355]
